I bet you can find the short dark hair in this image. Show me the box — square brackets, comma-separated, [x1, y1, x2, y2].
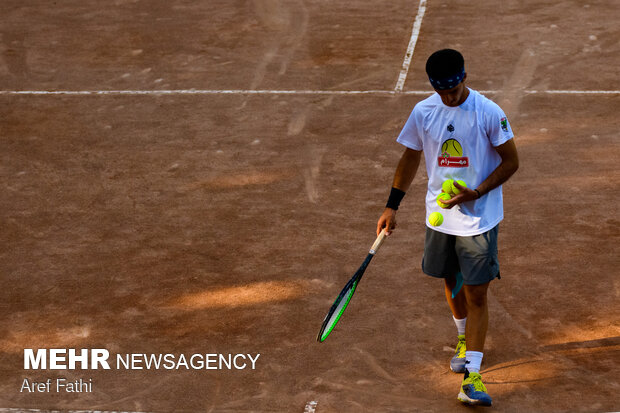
[425, 49, 465, 80]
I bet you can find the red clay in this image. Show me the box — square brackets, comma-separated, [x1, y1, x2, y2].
[1, 1, 619, 412]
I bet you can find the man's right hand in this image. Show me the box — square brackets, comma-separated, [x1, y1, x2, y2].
[377, 208, 397, 236]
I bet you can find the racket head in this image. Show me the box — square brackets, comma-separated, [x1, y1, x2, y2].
[316, 278, 360, 342]
[316, 254, 372, 342]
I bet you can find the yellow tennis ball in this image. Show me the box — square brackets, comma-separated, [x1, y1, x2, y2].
[442, 179, 454, 195]
[451, 179, 467, 195]
[436, 192, 451, 208]
[429, 212, 443, 226]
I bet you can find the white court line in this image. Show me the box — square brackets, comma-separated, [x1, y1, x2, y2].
[0, 409, 153, 413]
[0, 89, 419, 96]
[394, 0, 427, 92]
[532, 90, 620, 94]
[0, 89, 619, 96]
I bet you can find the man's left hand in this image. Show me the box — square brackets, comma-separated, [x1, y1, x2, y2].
[439, 182, 479, 208]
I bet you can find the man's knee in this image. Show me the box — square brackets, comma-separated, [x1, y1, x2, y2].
[464, 283, 489, 308]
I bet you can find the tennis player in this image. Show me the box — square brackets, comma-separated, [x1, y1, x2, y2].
[376, 49, 519, 406]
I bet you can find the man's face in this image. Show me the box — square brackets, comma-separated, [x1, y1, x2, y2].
[434, 75, 468, 107]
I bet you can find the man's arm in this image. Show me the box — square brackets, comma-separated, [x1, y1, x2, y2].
[442, 139, 519, 207]
[377, 148, 422, 235]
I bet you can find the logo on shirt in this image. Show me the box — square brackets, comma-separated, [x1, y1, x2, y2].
[447, 124, 455, 132]
[438, 138, 469, 168]
[500, 117, 509, 132]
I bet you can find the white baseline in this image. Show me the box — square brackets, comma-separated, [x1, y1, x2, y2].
[0, 89, 618, 96]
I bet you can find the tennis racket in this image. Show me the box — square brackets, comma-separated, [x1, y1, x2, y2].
[316, 228, 388, 342]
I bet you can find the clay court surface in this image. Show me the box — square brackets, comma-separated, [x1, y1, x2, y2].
[1, 0, 619, 412]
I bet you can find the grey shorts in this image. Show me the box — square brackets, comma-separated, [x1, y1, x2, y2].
[421, 225, 500, 286]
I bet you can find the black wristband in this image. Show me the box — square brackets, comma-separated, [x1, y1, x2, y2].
[474, 189, 481, 199]
[386, 187, 406, 210]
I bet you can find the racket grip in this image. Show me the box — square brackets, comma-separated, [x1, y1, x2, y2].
[369, 228, 388, 255]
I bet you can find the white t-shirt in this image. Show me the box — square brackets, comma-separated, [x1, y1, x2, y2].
[396, 88, 514, 236]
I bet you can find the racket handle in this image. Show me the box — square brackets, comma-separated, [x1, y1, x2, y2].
[369, 228, 388, 255]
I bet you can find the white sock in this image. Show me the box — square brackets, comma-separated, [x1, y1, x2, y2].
[465, 351, 483, 373]
[453, 316, 467, 336]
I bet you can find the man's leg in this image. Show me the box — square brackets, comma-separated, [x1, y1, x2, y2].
[445, 274, 467, 373]
[457, 281, 492, 406]
[455, 227, 498, 406]
[445, 274, 467, 319]
[463, 282, 489, 353]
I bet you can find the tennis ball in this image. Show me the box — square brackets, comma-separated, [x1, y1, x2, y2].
[442, 179, 454, 195]
[451, 179, 467, 195]
[429, 212, 443, 226]
[436, 192, 451, 208]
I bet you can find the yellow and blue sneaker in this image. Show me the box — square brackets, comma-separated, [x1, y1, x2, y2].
[458, 370, 492, 406]
[450, 335, 466, 373]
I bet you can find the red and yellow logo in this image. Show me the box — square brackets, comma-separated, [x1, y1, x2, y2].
[438, 138, 469, 168]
